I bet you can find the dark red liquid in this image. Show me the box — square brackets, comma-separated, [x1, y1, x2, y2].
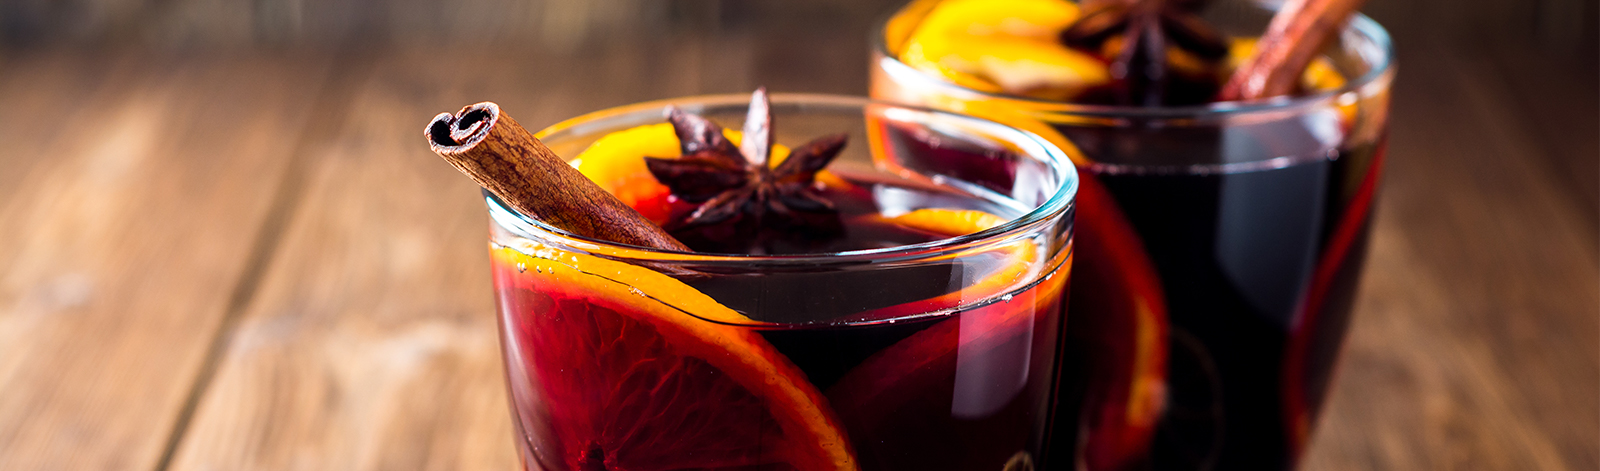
[1093, 138, 1384, 470]
[876, 122, 1385, 470]
[490, 171, 1072, 471]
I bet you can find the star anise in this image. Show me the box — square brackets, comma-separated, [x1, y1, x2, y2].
[644, 88, 848, 239]
[1060, 0, 1231, 106]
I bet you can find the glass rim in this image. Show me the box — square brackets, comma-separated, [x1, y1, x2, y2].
[869, 6, 1396, 119]
[487, 93, 1079, 267]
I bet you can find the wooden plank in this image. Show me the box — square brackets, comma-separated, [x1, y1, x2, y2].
[0, 52, 333, 470]
[1480, 42, 1599, 226]
[1302, 39, 1600, 471]
[0, 52, 137, 215]
[163, 46, 589, 471]
[164, 29, 878, 467]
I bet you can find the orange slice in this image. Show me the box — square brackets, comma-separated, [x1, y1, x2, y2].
[901, 40, 1009, 94]
[857, 206, 1058, 327]
[1226, 38, 1345, 92]
[1228, 38, 1357, 126]
[573, 122, 832, 225]
[1066, 171, 1170, 470]
[866, 113, 1167, 468]
[884, 0, 948, 54]
[1280, 140, 1386, 457]
[890, 207, 1007, 234]
[824, 207, 1070, 470]
[899, 0, 1107, 99]
[834, 208, 1047, 323]
[492, 244, 856, 471]
[889, 208, 1035, 305]
[914, 0, 1080, 40]
[860, 206, 1066, 352]
[966, 38, 1109, 99]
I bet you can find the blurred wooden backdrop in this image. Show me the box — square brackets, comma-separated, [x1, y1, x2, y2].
[0, 0, 1593, 470]
[0, 0, 1593, 205]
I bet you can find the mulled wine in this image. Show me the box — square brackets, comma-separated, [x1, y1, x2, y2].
[871, 0, 1394, 468]
[482, 95, 1080, 471]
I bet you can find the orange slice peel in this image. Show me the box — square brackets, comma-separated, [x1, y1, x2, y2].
[492, 243, 857, 471]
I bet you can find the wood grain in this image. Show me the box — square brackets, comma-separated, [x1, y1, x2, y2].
[1301, 38, 1599, 471]
[163, 29, 877, 469]
[1480, 42, 1600, 226]
[164, 46, 596, 471]
[161, 41, 780, 469]
[0, 52, 333, 470]
[0, 53, 131, 203]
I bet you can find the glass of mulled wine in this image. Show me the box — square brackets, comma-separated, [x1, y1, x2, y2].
[486, 94, 1079, 471]
[872, 0, 1394, 469]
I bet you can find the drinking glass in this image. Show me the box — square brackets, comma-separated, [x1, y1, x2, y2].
[872, 2, 1394, 469]
[485, 94, 1079, 471]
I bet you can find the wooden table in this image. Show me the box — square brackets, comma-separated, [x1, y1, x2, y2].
[0, 11, 1594, 471]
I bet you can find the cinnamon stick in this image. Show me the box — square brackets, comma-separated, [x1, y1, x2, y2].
[1217, 0, 1368, 101]
[427, 102, 691, 252]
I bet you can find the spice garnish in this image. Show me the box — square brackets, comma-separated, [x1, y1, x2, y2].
[1059, 0, 1230, 106]
[426, 102, 690, 252]
[1217, 0, 1369, 100]
[645, 88, 849, 233]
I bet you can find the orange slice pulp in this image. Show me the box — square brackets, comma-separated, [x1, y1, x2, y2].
[839, 208, 1045, 321]
[823, 208, 1071, 470]
[531, 118, 1067, 470]
[1066, 171, 1171, 470]
[863, 112, 1171, 469]
[492, 244, 856, 471]
[572, 122, 853, 225]
[889, 0, 1350, 102]
[898, 0, 1108, 100]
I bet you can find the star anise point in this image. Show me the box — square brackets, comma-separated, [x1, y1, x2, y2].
[1060, 0, 1231, 106]
[646, 89, 849, 237]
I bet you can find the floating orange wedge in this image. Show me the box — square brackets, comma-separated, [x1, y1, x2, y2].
[492, 244, 856, 471]
[1067, 171, 1170, 470]
[571, 122, 809, 225]
[887, 208, 1039, 310]
[899, 0, 1107, 99]
[891, 1, 1351, 108]
[824, 207, 1071, 471]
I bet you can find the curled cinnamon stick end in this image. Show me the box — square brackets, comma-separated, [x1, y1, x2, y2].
[1217, 0, 1367, 101]
[427, 102, 691, 252]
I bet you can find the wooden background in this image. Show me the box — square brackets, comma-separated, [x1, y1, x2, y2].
[0, 0, 1594, 470]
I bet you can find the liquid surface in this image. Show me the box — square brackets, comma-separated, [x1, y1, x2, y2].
[492, 153, 1073, 471]
[668, 167, 1027, 256]
[870, 115, 1384, 470]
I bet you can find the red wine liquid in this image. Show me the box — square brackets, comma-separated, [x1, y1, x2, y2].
[1093, 138, 1383, 470]
[875, 121, 1385, 470]
[491, 171, 1072, 471]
